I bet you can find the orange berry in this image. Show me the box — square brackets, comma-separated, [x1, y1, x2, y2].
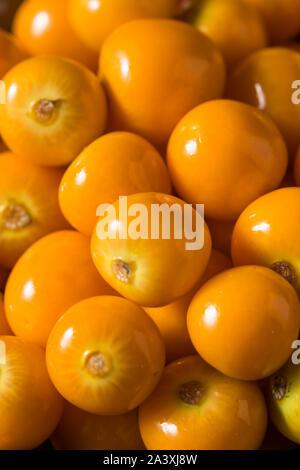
[59, 132, 172, 236]
[139, 355, 267, 450]
[187, 266, 300, 380]
[46, 296, 165, 415]
[5, 230, 116, 347]
[0, 151, 69, 268]
[13, 0, 97, 70]
[68, 0, 178, 53]
[0, 336, 63, 450]
[0, 56, 107, 167]
[100, 19, 225, 148]
[167, 100, 287, 220]
[91, 192, 212, 307]
[231, 187, 300, 296]
[193, 0, 268, 66]
[227, 47, 300, 159]
[243, 0, 300, 43]
[51, 402, 145, 450]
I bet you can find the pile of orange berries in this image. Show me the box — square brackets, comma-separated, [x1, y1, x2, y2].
[0, 0, 300, 451]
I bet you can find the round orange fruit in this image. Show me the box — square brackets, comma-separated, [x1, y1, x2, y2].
[0, 56, 107, 167]
[187, 265, 300, 381]
[91, 192, 212, 307]
[139, 355, 267, 450]
[13, 0, 97, 70]
[59, 132, 172, 236]
[4, 230, 115, 347]
[0, 336, 63, 450]
[100, 19, 225, 148]
[46, 296, 165, 415]
[167, 100, 287, 220]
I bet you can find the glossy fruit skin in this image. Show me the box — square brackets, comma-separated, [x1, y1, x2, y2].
[193, 0, 267, 66]
[268, 361, 300, 444]
[100, 19, 225, 149]
[0, 152, 69, 268]
[187, 266, 300, 381]
[231, 188, 300, 296]
[144, 249, 231, 363]
[0, 336, 63, 450]
[0, 28, 27, 78]
[167, 100, 288, 220]
[13, 0, 97, 71]
[0, 56, 107, 167]
[46, 296, 165, 415]
[139, 355, 268, 450]
[243, 0, 300, 43]
[52, 402, 144, 450]
[227, 48, 300, 159]
[91, 192, 212, 307]
[59, 132, 172, 236]
[0, 293, 11, 334]
[68, 0, 178, 53]
[5, 230, 115, 347]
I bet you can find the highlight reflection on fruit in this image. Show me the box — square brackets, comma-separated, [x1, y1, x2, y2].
[0, 55, 107, 166]
[4, 230, 115, 347]
[91, 192, 212, 307]
[187, 265, 300, 381]
[0, 151, 69, 268]
[0, 336, 63, 450]
[139, 355, 268, 450]
[46, 296, 165, 415]
[51, 402, 145, 450]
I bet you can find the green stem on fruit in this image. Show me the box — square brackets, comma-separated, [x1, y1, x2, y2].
[179, 381, 205, 405]
[1, 202, 31, 230]
[270, 261, 296, 286]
